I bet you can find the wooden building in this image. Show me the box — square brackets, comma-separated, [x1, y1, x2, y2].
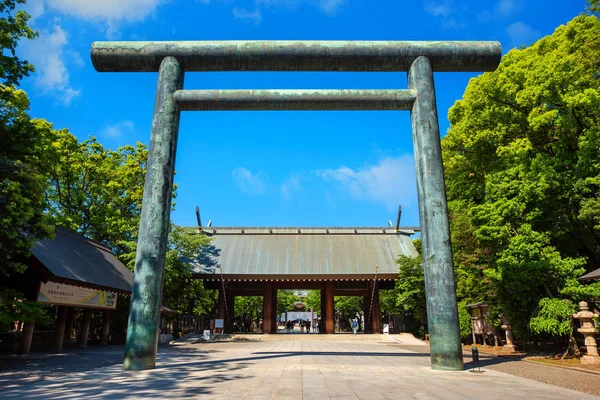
[7, 227, 133, 353]
[189, 226, 418, 334]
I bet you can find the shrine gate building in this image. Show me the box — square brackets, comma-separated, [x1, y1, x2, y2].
[191, 226, 418, 334]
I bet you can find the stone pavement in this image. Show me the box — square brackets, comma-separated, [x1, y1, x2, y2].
[1, 338, 598, 399]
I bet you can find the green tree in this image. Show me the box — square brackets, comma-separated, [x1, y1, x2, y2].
[0, 0, 45, 277]
[120, 226, 215, 316]
[277, 290, 298, 315]
[442, 15, 600, 341]
[394, 248, 428, 337]
[0, 1, 37, 89]
[234, 296, 262, 331]
[334, 296, 363, 331]
[305, 290, 321, 313]
[37, 124, 216, 321]
[0, 1, 51, 328]
[35, 123, 148, 253]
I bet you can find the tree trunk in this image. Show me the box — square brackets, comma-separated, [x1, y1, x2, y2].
[561, 319, 581, 360]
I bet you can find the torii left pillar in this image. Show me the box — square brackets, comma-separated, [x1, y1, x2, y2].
[123, 56, 183, 371]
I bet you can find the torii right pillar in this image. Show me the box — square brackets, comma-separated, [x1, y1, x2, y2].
[409, 56, 464, 371]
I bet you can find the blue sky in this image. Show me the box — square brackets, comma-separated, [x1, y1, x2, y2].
[17, 0, 587, 228]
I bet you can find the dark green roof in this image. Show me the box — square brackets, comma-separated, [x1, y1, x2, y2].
[189, 227, 418, 280]
[31, 227, 133, 293]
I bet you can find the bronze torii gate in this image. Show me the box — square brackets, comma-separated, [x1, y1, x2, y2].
[91, 40, 501, 372]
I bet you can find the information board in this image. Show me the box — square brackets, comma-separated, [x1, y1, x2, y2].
[37, 281, 117, 309]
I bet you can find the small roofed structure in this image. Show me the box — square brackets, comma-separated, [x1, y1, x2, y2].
[11, 227, 133, 354]
[189, 226, 419, 334]
[580, 267, 600, 282]
[31, 227, 133, 294]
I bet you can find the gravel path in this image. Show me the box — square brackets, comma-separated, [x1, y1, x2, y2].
[389, 343, 600, 397]
[485, 359, 600, 397]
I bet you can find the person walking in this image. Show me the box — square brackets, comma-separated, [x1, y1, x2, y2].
[352, 318, 358, 335]
[306, 320, 311, 334]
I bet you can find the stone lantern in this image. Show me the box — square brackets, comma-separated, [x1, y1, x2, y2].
[573, 301, 599, 364]
[500, 313, 516, 352]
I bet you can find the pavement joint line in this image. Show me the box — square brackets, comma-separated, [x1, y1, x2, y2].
[270, 345, 291, 400]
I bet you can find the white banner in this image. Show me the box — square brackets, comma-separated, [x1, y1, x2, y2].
[37, 281, 117, 309]
[285, 311, 313, 322]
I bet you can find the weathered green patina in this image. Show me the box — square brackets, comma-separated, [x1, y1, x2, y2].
[91, 40, 501, 72]
[173, 89, 416, 111]
[408, 56, 464, 370]
[123, 56, 183, 371]
[92, 40, 500, 372]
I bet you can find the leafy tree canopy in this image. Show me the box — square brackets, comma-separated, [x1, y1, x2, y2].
[442, 14, 600, 338]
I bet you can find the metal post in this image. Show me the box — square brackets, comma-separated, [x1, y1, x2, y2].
[408, 56, 464, 371]
[123, 56, 184, 371]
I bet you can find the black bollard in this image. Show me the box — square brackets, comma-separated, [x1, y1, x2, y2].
[470, 347, 483, 373]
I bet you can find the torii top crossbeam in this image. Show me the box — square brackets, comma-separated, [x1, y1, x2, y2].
[91, 40, 501, 72]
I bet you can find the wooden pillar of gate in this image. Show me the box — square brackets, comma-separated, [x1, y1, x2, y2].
[364, 281, 381, 333]
[226, 287, 234, 334]
[263, 281, 273, 334]
[217, 286, 225, 333]
[217, 282, 234, 334]
[324, 281, 334, 334]
[371, 281, 381, 333]
[320, 285, 327, 333]
[363, 294, 371, 333]
[271, 286, 278, 333]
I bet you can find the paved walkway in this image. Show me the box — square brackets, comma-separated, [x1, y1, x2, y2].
[1, 338, 598, 399]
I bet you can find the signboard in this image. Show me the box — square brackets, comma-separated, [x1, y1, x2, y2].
[37, 281, 117, 309]
[203, 330, 211, 341]
[285, 311, 313, 322]
[215, 319, 224, 328]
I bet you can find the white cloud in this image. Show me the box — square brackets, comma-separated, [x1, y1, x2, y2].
[46, 0, 162, 22]
[30, 0, 164, 38]
[101, 120, 135, 137]
[316, 155, 417, 211]
[506, 21, 541, 48]
[424, 0, 453, 17]
[19, 1, 166, 105]
[281, 175, 302, 199]
[232, 8, 262, 25]
[232, 167, 267, 195]
[495, 0, 517, 16]
[20, 23, 81, 105]
[25, 0, 45, 22]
